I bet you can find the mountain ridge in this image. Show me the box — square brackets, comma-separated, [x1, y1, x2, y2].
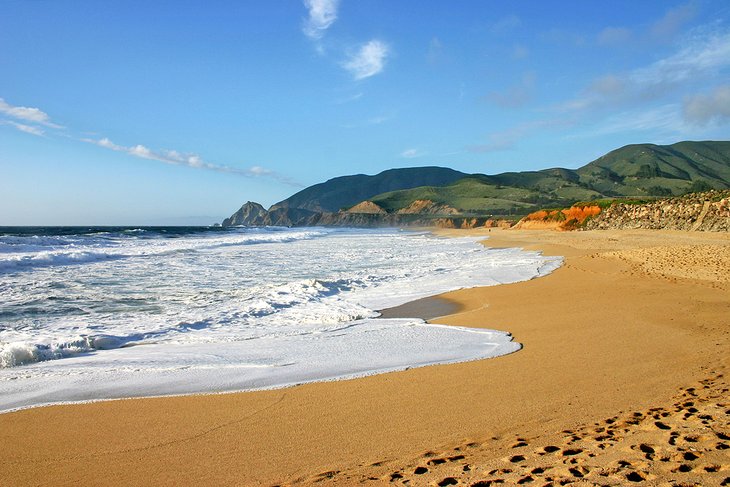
[223, 140, 730, 227]
[269, 166, 467, 213]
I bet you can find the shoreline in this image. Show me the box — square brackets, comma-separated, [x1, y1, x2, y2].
[1, 228, 728, 486]
[0, 229, 545, 413]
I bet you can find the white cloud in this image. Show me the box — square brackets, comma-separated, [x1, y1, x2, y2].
[560, 29, 730, 113]
[0, 97, 62, 128]
[4, 120, 45, 136]
[246, 165, 272, 176]
[632, 30, 730, 86]
[683, 85, 730, 125]
[302, 0, 339, 40]
[129, 144, 154, 159]
[342, 40, 389, 80]
[400, 148, 425, 158]
[85, 137, 301, 186]
[97, 137, 121, 150]
[0, 97, 301, 186]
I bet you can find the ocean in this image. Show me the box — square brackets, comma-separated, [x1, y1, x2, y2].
[0, 226, 561, 412]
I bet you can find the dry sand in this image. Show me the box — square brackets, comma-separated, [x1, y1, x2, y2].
[1, 228, 728, 486]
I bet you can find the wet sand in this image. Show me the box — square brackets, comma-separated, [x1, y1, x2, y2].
[378, 295, 460, 320]
[0, 228, 728, 486]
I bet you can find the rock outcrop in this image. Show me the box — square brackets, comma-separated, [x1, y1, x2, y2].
[346, 201, 387, 214]
[585, 191, 730, 231]
[221, 201, 517, 229]
[222, 202, 268, 226]
[431, 218, 514, 229]
[396, 199, 460, 215]
[514, 206, 602, 231]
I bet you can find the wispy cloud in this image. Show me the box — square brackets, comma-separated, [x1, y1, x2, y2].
[334, 92, 364, 104]
[427, 37, 446, 65]
[599, 104, 686, 135]
[560, 28, 730, 113]
[597, 27, 632, 46]
[490, 15, 521, 35]
[486, 72, 536, 109]
[595, 3, 696, 48]
[341, 111, 395, 129]
[0, 97, 62, 128]
[400, 148, 425, 158]
[3, 120, 45, 136]
[83, 137, 302, 186]
[683, 85, 730, 125]
[468, 118, 573, 153]
[632, 30, 730, 86]
[302, 0, 339, 40]
[651, 2, 697, 40]
[540, 28, 586, 47]
[0, 95, 300, 185]
[342, 40, 389, 80]
[81, 137, 301, 187]
[511, 44, 529, 60]
[367, 113, 391, 125]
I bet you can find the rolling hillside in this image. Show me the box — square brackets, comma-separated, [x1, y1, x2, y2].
[362, 141, 730, 216]
[223, 140, 730, 225]
[575, 141, 730, 196]
[270, 166, 467, 213]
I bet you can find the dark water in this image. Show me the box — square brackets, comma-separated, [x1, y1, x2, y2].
[0, 226, 230, 238]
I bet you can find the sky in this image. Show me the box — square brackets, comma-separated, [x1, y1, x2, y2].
[1, 0, 730, 225]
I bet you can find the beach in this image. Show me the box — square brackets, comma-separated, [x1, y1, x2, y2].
[1, 228, 728, 486]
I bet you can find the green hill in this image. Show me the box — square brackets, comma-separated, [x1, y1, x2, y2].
[369, 175, 602, 216]
[270, 166, 467, 212]
[364, 141, 730, 216]
[576, 141, 730, 196]
[230, 141, 730, 222]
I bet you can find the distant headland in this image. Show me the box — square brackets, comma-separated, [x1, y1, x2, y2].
[223, 140, 730, 229]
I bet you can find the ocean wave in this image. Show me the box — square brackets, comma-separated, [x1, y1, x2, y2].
[0, 228, 330, 274]
[0, 335, 125, 368]
[0, 250, 126, 273]
[0, 276, 375, 368]
[0, 228, 561, 398]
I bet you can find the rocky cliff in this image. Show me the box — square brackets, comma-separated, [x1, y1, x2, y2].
[395, 199, 460, 215]
[221, 200, 515, 229]
[585, 191, 730, 231]
[514, 205, 602, 231]
[221, 202, 268, 226]
[346, 201, 388, 214]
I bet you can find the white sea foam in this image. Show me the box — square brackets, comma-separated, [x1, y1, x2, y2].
[0, 227, 561, 412]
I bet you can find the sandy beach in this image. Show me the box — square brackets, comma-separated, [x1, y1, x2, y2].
[1, 228, 728, 486]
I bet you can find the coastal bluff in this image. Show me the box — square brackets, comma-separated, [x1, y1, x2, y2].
[221, 201, 512, 229]
[222, 141, 730, 229]
[585, 190, 730, 232]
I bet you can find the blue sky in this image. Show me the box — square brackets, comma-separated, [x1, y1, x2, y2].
[1, 0, 729, 225]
